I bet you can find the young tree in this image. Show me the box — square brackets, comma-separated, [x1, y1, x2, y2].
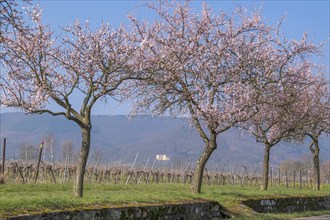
[18, 143, 36, 162]
[293, 76, 329, 190]
[279, 159, 308, 176]
[1, 2, 138, 197]
[320, 161, 330, 184]
[42, 133, 56, 164]
[62, 140, 75, 163]
[235, 12, 326, 189]
[241, 68, 326, 190]
[129, 1, 280, 193]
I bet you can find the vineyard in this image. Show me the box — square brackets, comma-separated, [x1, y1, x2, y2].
[1, 159, 329, 189]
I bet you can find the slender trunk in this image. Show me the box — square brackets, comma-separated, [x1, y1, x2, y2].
[62, 145, 69, 184]
[312, 155, 320, 190]
[25, 145, 28, 167]
[50, 144, 55, 166]
[191, 133, 217, 194]
[310, 140, 320, 191]
[74, 125, 91, 198]
[34, 142, 43, 183]
[2, 138, 6, 175]
[261, 144, 271, 191]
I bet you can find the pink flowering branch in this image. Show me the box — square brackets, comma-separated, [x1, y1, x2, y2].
[0, 1, 140, 197]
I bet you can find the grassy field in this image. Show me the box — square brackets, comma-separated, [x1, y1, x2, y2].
[0, 183, 329, 219]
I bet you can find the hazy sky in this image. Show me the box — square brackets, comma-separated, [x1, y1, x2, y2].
[1, 0, 329, 115]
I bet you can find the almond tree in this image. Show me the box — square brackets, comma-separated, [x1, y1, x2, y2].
[242, 71, 324, 191]
[305, 94, 329, 191]
[1, 0, 29, 31]
[129, 1, 280, 193]
[292, 76, 329, 190]
[239, 32, 324, 190]
[0, 2, 138, 197]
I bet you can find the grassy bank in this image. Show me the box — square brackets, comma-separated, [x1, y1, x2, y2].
[0, 183, 329, 219]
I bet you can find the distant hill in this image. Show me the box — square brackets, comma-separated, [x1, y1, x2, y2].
[0, 112, 329, 171]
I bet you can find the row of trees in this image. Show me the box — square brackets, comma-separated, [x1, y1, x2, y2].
[18, 139, 76, 164]
[1, 0, 329, 197]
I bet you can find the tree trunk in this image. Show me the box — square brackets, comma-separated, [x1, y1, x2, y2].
[74, 125, 91, 198]
[310, 141, 320, 191]
[261, 144, 271, 191]
[191, 133, 217, 194]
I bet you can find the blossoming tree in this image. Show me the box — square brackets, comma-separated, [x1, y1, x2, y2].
[305, 84, 329, 190]
[238, 29, 325, 190]
[129, 1, 283, 193]
[1, 0, 28, 31]
[0, 2, 138, 197]
[290, 75, 329, 190]
[241, 71, 326, 191]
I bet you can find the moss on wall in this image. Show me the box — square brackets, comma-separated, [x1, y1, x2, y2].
[6, 201, 231, 220]
[242, 196, 330, 213]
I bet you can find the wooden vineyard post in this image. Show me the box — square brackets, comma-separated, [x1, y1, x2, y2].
[126, 153, 138, 185]
[25, 145, 28, 167]
[241, 166, 247, 186]
[35, 142, 44, 183]
[137, 157, 150, 184]
[309, 170, 313, 189]
[278, 168, 281, 187]
[285, 170, 289, 188]
[2, 138, 6, 174]
[170, 162, 174, 184]
[62, 145, 69, 184]
[270, 167, 273, 186]
[121, 157, 124, 183]
[147, 159, 156, 184]
[293, 170, 296, 188]
[299, 170, 302, 189]
[86, 150, 94, 168]
[182, 161, 191, 184]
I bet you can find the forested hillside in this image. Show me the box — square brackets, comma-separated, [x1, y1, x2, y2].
[1, 112, 329, 170]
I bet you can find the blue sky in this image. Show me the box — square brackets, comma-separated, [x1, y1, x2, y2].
[39, 1, 329, 47]
[2, 0, 329, 115]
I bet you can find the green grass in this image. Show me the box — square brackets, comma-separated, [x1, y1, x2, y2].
[0, 183, 329, 219]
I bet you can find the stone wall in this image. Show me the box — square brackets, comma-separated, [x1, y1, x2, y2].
[7, 201, 231, 220]
[242, 196, 330, 213]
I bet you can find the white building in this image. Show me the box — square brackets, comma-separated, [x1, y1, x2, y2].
[156, 154, 170, 161]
